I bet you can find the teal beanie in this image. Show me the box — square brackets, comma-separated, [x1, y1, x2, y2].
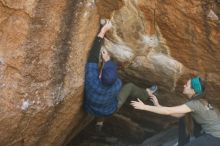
[191, 76, 202, 94]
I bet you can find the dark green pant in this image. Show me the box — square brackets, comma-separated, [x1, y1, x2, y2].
[117, 83, 149, 109]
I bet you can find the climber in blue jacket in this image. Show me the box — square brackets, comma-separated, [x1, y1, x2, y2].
[84, 20, 158, 133]
[84, 20, 122, 129]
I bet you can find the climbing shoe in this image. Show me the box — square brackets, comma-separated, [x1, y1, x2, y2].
[95, 124, 103, 133]
[149, 84, 158, 95]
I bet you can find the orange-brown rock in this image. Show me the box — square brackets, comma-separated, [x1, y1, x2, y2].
[0, 0, 99, 145]
[100, 0, 220, 107]
[0, 0, 220, 146]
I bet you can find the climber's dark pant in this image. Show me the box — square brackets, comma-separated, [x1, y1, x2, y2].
[184, 134, 220, 146]
[117, 83, 149, 109]
[178, 117, 202, 146]
[87, 37, 103, 63]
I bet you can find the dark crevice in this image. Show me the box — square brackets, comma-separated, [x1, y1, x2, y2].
[36, 0, 81, 145]
[50, 0, 80, 105]
[18, 0, 81, 145]
[201, 0, 216, 54]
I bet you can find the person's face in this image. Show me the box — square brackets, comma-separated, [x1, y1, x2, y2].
[101, 49, 110, 62]
[183, 79, 195, 98]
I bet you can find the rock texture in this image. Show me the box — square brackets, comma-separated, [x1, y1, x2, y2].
[0, 0, 98, 146]
[0, 0, 220, 146]
[100, 0, 220, 106]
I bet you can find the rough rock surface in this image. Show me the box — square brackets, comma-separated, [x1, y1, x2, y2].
[0, 0, 98, 145]
[0, 0, 220, 146]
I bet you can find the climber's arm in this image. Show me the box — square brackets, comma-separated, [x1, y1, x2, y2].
[87, 21, 112, 63]
[170, 113, 186, 118]
[146, 95, 189, 118]
[87, 37, 103, 63]
[131, 98, 192, 116]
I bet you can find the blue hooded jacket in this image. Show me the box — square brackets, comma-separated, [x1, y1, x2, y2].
[84, 63, 122, 117]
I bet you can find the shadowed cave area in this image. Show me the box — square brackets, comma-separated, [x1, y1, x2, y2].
[67, 96, 178, 146]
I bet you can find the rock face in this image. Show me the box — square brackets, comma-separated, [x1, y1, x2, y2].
[99, 0, 220, 106]
[0, 0, 219, 146]
[0, 0, 99, 145]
